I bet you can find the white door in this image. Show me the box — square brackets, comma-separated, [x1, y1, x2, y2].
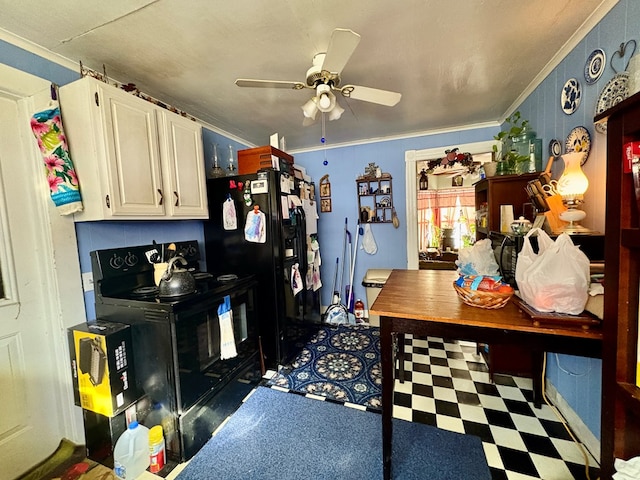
[0, 66, 85, 476]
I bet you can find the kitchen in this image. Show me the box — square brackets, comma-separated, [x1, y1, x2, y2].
[0, 0, 635, 478]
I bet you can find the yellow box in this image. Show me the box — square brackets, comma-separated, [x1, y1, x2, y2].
[68, 321, 139, 417]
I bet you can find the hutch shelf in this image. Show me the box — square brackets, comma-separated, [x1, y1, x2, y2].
[595, 90, 640, 478]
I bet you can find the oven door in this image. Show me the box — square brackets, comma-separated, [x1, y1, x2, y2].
[175, 283, 259, 412]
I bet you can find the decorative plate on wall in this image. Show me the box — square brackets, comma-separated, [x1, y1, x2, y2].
[584, 48, 606, 85]
[594, 72, 629, 134]
[549, 139, 562, 157]
[565, 126, 591, 165]
[561, 78, 582, 115]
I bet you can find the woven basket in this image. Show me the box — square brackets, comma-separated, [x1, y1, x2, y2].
[453, 282, 513, 309]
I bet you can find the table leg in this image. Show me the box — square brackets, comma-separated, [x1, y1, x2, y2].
[381, 317, 394, 480]
[396, 332, 405, 383]
[532, 350, 544, 408]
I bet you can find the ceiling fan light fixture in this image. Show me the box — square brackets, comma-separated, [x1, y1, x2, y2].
[315, 84, 336, 113]
[301, 98, 318, 119]
[328, 101, 344, 121]
[318, 92, 332, 110]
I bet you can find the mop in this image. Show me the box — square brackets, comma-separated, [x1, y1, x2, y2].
[347, 223, 363, 312]
[324, 219, 350, 325]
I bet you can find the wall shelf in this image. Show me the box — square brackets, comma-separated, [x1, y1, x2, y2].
[357, 175, 393, 223]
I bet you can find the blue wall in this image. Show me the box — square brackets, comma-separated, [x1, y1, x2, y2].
[4, 0, 633, 442]
[505, 0, 639, 441]
[293, 127, 496, 307]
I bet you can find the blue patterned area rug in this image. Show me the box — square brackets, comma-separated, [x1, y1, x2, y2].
[267, 324, 382, 409]
[175, 386, 491, 480]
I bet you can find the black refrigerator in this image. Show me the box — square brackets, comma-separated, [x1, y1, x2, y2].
[204, 169, 322, 369]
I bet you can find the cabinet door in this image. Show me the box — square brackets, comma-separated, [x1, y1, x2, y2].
[158, 111, 208, 217]
[100, 85, 165, 216]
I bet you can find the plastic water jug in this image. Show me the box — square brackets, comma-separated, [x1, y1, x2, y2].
[113, 421, 150, 479]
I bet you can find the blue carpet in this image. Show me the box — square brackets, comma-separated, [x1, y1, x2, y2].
[267, 324, 382, 409]
[176, 386, 490, 480]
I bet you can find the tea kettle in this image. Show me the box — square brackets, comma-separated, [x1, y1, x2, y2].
[158, 256, 196, 298]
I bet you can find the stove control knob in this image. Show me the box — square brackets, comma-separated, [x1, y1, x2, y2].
[124, 253, 138, 267]
[109, 255, 124, 269]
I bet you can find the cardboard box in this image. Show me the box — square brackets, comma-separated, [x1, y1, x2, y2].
[68, 321, 139, 417]
[238, 146, 293, 175]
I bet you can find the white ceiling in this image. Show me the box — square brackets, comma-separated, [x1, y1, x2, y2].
[0, 0, 617, 151]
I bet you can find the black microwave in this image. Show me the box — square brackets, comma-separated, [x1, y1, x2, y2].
[489, 231, 605, 289]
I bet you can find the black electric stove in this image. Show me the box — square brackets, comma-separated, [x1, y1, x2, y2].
[88, 241, 262, 464]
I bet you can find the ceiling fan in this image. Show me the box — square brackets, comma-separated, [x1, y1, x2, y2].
[235, 28, 402, 125]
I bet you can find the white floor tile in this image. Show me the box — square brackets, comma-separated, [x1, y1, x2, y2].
[551, 437, 593, 465]
[392, 404, 413, 421]
[496, 384, 528, 402]
[478, 393, 508, 412]
[482, 442, 504, 470]
[436, 414, 465, 433]
[411, 371, 432, 386]
[411, 394, 436, 413]
[430, 364, 453, 377]
[451, 377, 476, 393]
[490, 425, 527, 452]
[530, 452, 574, 480]
[432, 385, 458, 403]
[458, 403, 489, 424]
[509, 413, 547, 437]
[446, 358, 468, 370]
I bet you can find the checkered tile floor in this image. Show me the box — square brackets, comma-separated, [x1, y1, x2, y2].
[267, 335, 600, 480]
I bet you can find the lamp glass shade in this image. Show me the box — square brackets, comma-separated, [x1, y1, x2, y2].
[556, 152, 589, 199]
[301, 98, 318, 119]
[328, 102, 344, 121]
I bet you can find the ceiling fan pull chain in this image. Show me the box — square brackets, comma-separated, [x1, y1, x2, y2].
[321, 112, 326, 144]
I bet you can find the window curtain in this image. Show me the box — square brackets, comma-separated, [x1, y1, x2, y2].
[417, 187, 475, 251]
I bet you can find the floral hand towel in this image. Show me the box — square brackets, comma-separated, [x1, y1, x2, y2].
[31, 103, 83, 215]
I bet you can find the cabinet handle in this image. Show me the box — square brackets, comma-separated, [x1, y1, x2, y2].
[174, 191, 179, 207]
[157, 189, 163, 206]
[105, 194, 110, 208]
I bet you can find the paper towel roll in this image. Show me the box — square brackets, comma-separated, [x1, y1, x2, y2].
[500, 205, 514, 233]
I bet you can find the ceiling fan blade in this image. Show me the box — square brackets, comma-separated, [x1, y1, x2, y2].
[235, 79, 306, 90]
[340, 85, 402, 107]
[320, 28, 361, 75]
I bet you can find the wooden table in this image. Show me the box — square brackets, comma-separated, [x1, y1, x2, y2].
[371, 269, 602, 480]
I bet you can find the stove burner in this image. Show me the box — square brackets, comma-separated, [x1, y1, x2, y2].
[217, 274, 238, 283]
[131, 286, 159, 299]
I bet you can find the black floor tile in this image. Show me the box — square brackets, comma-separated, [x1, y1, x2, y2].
[497, 445, 539, 477]
[432, 375, 454, 389]
[484, 409, 516, 429]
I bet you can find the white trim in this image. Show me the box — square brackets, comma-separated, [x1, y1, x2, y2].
[0, 28, 79, 73]
[545, 380, 600, 464]
[290, 121, 498, 155]
[405, 140, 497, 270]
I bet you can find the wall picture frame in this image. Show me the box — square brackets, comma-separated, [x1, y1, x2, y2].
[320, 182, 331, 198]
[321, 198, 332, 213]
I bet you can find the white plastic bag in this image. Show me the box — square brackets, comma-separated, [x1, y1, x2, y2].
[456, 238, 500, 276]
[515, 228, 590, 314]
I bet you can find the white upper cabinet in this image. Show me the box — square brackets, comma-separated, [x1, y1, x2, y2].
[157, 110, 208, 217]
[59, 76, 208, 221]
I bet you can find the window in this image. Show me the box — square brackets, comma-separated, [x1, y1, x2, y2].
[417, 187, 476, 252]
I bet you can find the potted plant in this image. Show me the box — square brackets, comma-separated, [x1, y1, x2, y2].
[492, 111, 532, 175]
